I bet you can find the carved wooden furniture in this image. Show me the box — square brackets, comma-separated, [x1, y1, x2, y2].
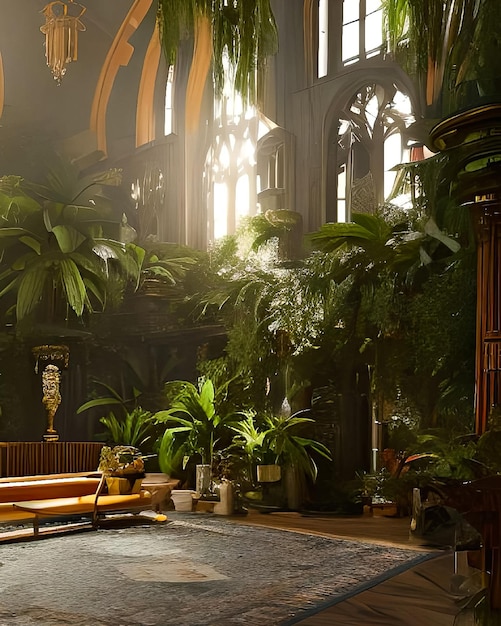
[0, 441, 104, 477]
[472, 198, 501, 433]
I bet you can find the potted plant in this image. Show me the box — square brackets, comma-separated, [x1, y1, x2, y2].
[153, 378, 242, 495]
[231, 409, 332, 510]
[98, 445, 148, 495]
[261, 409, 332, 509]
[229, 412, 269, 483]
[77, 381, 156, 449]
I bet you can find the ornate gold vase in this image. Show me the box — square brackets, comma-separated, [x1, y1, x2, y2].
[32, 344, 70, 442]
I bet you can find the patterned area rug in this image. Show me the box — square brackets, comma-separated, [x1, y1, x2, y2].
[0, 512, 436, 625]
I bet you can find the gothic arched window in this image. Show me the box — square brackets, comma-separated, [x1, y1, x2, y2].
[317, 0, 329, 78]
[205, 80, 260, 241]
[326, 84, 414, 222]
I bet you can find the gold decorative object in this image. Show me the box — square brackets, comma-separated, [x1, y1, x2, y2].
[256, 464, 281, 483]
[42, 364, 62, 441]
[40, 0, 87, 84]
[32, 345, 70, 441]
[32, 344, 70, 374]
[98, 446, 146, 494]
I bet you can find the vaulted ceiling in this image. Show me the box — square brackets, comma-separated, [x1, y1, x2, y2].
[0, 1, 161, 174]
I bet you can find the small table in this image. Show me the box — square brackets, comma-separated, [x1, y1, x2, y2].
[142, 474, 180, 513]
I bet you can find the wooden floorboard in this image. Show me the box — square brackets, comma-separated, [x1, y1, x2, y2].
[233, 509, 426, 549]
[229, 509, 483, 625]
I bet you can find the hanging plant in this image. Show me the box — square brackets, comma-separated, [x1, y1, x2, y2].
[156, 0, 278, 107]
[382, 0, 501, 119]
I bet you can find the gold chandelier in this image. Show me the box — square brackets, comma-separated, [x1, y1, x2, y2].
[40, 0, 86, 84]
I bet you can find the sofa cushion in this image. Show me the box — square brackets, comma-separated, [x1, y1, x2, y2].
[0, 477, 101, 503]
[13, 490, 152, 517]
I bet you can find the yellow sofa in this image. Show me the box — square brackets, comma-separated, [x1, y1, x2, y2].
[0, 472, 153, 537]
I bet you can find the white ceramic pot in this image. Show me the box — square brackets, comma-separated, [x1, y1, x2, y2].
[170, 489, 196, 511]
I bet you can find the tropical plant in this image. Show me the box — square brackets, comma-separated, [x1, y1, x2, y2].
[410, 431, 484, 480]
[309, 210, 461, 284]
[382, 0, 501, 118]
[231, 408, 331, 483]
[228, 408, 333, 510]
[153, 378, 243, 475]
[0, 160, 144, 329]
[77, 380, 143, 415]
[194, 204, 476, 469]
[98, 445, 150, 476]
[258, 410, 332, 482]
[77, 381, 156, 448]
[97, 408, 156, 449]
[229, 412, 266, 483]
[139, 242, 199, 290]
[194, 222, 330, 416]
[230, 412, 265, 460]
[362, 423, 499, 516]
[307, 206, 477, 428]
[248, 210, 304, 261]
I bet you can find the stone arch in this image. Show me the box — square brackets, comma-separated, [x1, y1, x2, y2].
[321, 69, 419, 221]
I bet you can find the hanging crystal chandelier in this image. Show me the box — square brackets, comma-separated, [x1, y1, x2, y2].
[40, 0, 86, 85]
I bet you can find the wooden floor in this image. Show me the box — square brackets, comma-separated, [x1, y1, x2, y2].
[235, 508, 425, 549]
[231, 509, 487, 625]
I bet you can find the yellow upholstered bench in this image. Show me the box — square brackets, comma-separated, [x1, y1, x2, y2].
[0, 475, 102, 526]
[0, 473, 153, 538]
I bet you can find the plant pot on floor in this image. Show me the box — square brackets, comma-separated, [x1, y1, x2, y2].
[284, 465, 305, 511]
[171, 489, 197, 511]
[196, 464, 212, 495]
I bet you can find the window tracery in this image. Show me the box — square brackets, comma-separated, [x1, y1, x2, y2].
[327, 83, 414, 222]
[205, 90, 259, 240]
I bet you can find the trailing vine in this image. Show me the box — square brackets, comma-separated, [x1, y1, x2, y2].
[156, 0, 278, 105]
